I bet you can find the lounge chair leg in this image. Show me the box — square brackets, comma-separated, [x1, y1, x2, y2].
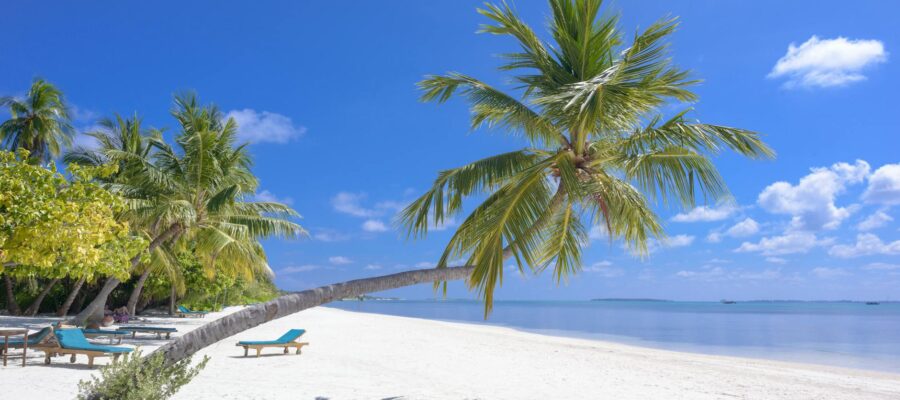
[45, 355, 51, 365]
[166, 333, 171, 339]
[243, 347, 248, 357]
[88, 356, 94, 368]
[113, 354, 120, 364]
[284, 347, 289, 354]
[70, 354, 76, 363]
[255, 348, 261, 357]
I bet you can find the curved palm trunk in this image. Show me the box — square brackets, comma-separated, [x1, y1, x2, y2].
[152, 266, 474, 363]
[169, 284, 177, 316]
[126, 268, 152, 316]
[71, 224, 181, 325]
[57, 277, 86, 317]
[3, 274, 21, 315]
[23, 278, 60, 316]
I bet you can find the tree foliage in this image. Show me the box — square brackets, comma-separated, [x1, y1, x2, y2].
[401, 0, 774, 313]
[0, 79, 73, 162]
[0, 149, 146, 280]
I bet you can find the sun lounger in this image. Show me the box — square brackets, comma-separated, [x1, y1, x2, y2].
[83, 329, 128, 344]
[236, 329, 308, 357]
[1, 327, 52, 351]
[176, 305, 209, 318]
[38, 328, 132, 368]
[117, 326, 178, 339]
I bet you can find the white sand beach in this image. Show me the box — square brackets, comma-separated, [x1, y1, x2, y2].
[2, 306, 899, 400]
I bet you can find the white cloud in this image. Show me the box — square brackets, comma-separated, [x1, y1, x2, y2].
[583, 261, 623, 278]
[279, 265, 320, 274]
[362, 219, 389, 232]
[666, 235, 696, 248]
[332, 192, 378, 217]
[863, 262, 900, 271]
[671, 205, 735, 222]
[769, 36, 887, 88]
[675, 267, 783, 282]
[252, 189, 293, 205]
[364, 264, 382, 270]
[828, 233, 900, 258]
[706, 232, 722, 243]
[862, 164, 900, 205]
[810, 267, 851, 279]
[431, 217, 458, 232]
[857, 210, 893, 231]
[312, 229, 350, 242]
[414, 261, 436, 269]
[736, 231, 831, 256]
[589, 225, 608, 241]
[328, 256, 352, 265]
[757, 160, 869, 231]
[225, 109, 305, 144]
[765, 257, 787, 264]
[725, 218, 760, 238]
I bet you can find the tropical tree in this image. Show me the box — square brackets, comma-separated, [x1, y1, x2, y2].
[0, 149, 146, 314]
[71, 94, 305, 324]
[0, 79, 73, 162]
[65, 113, 164, 315]
[147, 0, 773, 365]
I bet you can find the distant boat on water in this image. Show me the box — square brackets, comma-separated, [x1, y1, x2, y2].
[721, 300, 737, 304]
[866, 301, 880, 305]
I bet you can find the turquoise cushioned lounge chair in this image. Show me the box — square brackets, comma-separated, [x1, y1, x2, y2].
[117, 326, 178, 339]
[82, 328, 128, 344]
[236, 329, 308, 357]
[41, 328, 133, 368]
[176, 305, 209, 318]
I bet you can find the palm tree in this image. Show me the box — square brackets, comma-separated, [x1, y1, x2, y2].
[66, 113, 165, 316]
[0, 79, 73, 162]
[70, 94, 305, 324]
[147, 0, 773, 365]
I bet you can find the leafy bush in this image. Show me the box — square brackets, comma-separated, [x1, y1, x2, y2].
[76, 349, 209, 400]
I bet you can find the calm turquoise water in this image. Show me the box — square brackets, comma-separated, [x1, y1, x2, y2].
[326, 300, 900, 372]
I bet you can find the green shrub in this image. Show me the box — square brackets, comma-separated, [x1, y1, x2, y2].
[76, 349, 209, 400]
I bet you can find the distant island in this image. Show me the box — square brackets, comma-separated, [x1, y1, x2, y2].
[591, 298, 672, 302]
[338, 295, 402, 301]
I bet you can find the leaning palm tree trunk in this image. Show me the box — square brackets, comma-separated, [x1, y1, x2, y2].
[23, 278, 60, 316]
[126, 268, 152, 316]
[152, 266, 474, 363]
[57, 277, 86, 317]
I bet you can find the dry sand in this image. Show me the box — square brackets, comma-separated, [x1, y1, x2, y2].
[2, 306, 899, 399]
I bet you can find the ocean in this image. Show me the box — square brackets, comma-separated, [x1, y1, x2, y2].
[326, 299, 900, 373]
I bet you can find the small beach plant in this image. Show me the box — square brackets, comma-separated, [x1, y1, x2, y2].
[76, 349, 209, 400]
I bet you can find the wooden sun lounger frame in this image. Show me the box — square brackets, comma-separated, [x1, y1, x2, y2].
[83, 332, 124, 344]
[236, 340, 309, 357]
[34, 345, 130, 368]
[119, 328, 175, 339]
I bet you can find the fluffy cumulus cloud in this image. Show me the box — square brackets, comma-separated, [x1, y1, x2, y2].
[328, 256, 352, 265]
[863, 263, 900, 271]
[862, 164, 900, 205]
[768, 36, 887, 88]
[675, 267, 784, 282]
[857, 210, 893, 231]
[757, 160, 869, 231]
[279, 264, 320, 274]
[671, 205, 735, 222]
[736, 231, 831, 256]
[638, 234, 695, 254]
[725, 218, 760, 238]
[361, 219, 389, 232]
[583, 261, 623, 278]
[252, 189, 293, 205]
[828, 233, 900, 258]
[225, 109, 306, 144]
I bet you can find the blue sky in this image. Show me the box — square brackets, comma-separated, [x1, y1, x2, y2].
[3, 1, 899, 301]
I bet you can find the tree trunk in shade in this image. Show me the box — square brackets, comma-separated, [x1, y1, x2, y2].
[169, 284, 177, 316]
[23, 278, 60, 316]
[4, 274, 21, 315]
[57, 277, 86, 317]
[126, 268, 152, 316]
[71, 224, 181, 325]
[152, 266, 474, 363]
